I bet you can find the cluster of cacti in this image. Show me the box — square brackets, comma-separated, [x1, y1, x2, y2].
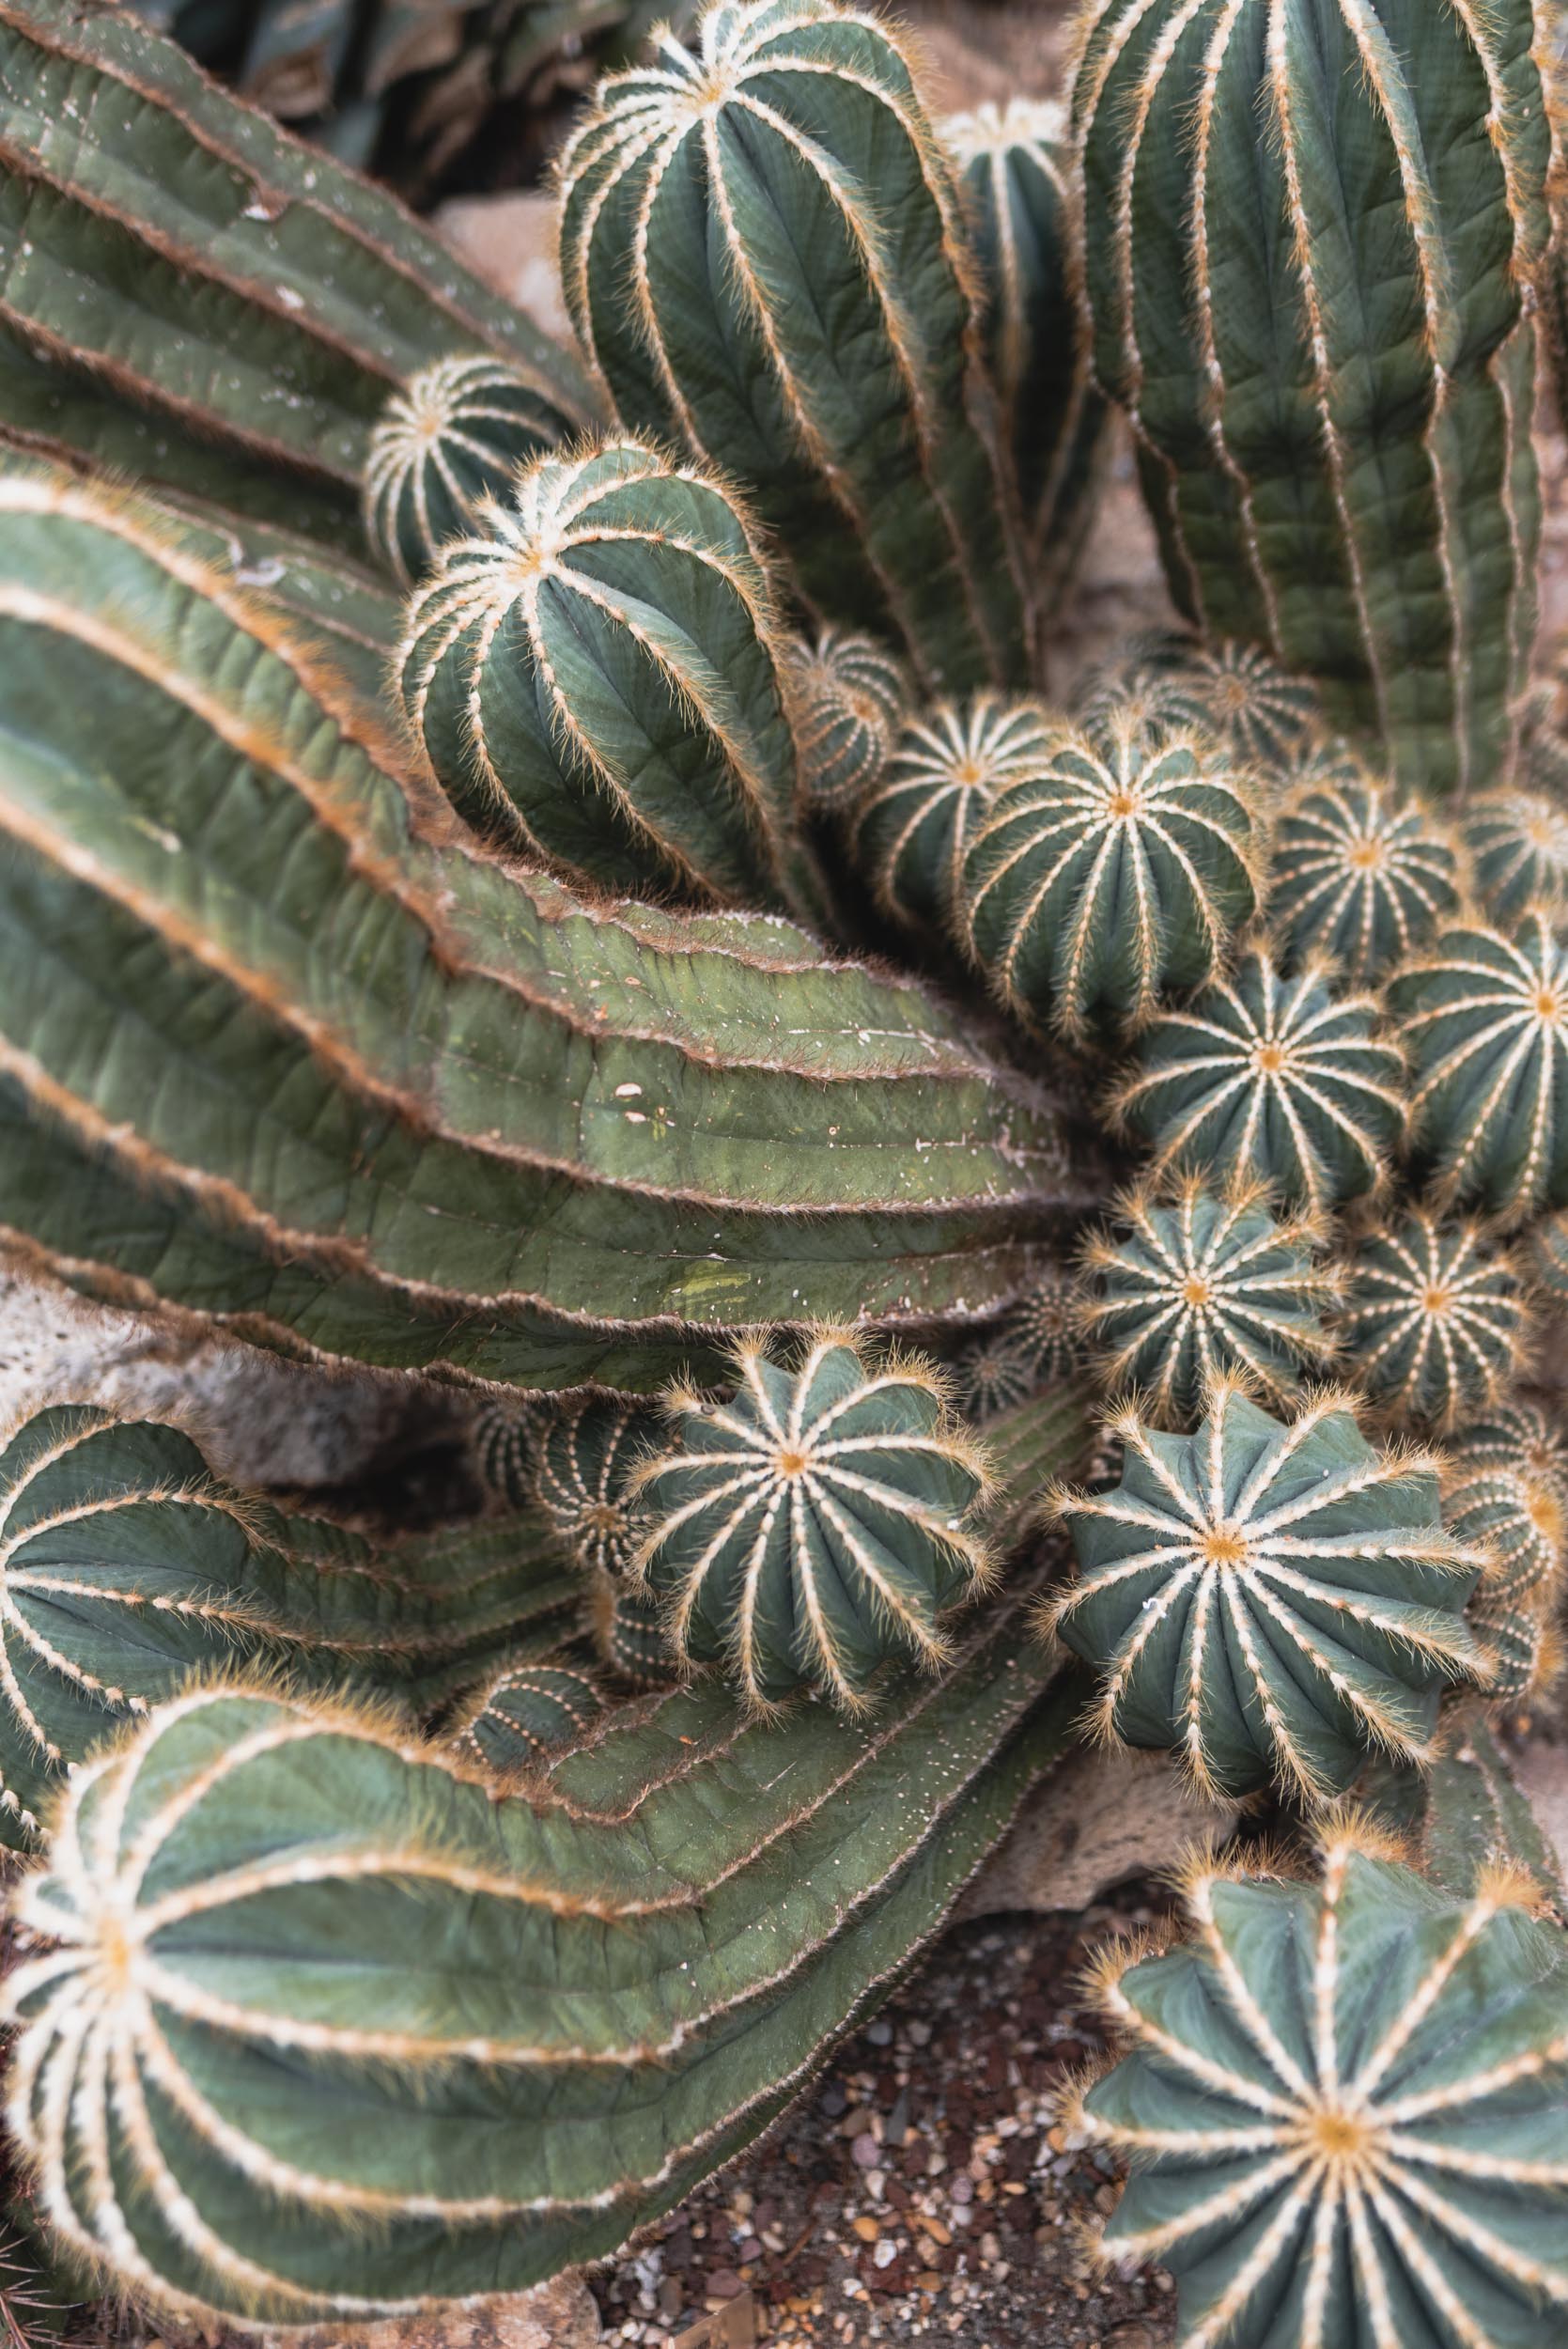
[4, 0, 1568, 2341]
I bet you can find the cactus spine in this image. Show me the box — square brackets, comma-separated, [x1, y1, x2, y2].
[1074, 1825, 1568, 2349]
[556, 0, 1029, 692]
[853, 695, 1054, 934]
[1071, 0, 1553, 794]
[1335, 1214, 1531, 1431]
[1268, 773, 1462, 982]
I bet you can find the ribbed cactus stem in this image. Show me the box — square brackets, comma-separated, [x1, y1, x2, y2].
[1071, 0, 1554, 794]
[556, 0, 1029, 692]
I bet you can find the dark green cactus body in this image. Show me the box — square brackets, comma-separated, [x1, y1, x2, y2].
[532, 1395, 660, 1580]
[956, 1330, 1036, 1424]
[593, 1578, 681, 1687]
[0, 458, 1079, 1393]
[1079, 632, 1319, 769]
[1007, 1263, 1086, 1385]
[1118, 946, 1405, 1214]
[1072, 0, 1553, 795]
[1390, 910, 1568, 1225]
[1269, 773, 1462, 982]
[1462, 789, 1568, 926]
[446, 1660, 607, 1770]
[785, 628, 908, 814]
[398, 439, 797, 903]
[1079, 1830, 1568, 2349]
[853, 696, 1052, 935]
[0, 0, 594, 554]
[556, 0, 1028, 693]
[2, 1619, 1079, 2327]
[1335, 1215, 1529, 1431]
[1050, 1384, 1483, 1800]
[0, 1404, 581, 1842]
[1079, 1179, 1335, 1424]
[364, 356, 569, 587]
[962, 716, 1259, 1037]
[634, 1334, 993, 1713]
[474, 1396, 536, 1510]
[1444, 1400, 1568, 1605]
[944, 98, 1110, 609]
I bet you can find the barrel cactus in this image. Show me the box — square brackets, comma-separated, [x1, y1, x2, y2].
[853, 694, 1055, 932]
[1462, 788, 1568, 926]
[1073, 1825, 1568, 2349]
[1335, 1214, 1532, 1431]
[444, 1659, 608, 1769]
[786, 627, 908, 813]
[531, 1394, 660, 1579]
[1048, 1382, 1483, 1800]
[556, 0, 1028, 691]
[632, 1331, 994, 1712]
[1080, 634, 1320, 770]
[363, 354, 572, 586]
[1079, 1178, 1337, 1424]
[1268, 772, 1463, 981]
[1072, 0, 1553, 796]
[962, 715, 1261, 1036]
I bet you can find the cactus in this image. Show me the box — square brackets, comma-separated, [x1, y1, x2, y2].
[444, 1658, 607, 1770]
[1268, 772, 1463, 982]
[852, 694, 1054, 934]
[1071, 0, 1554, 796]
[1072, 1824, 1568, 2349]
[1444, 1401, 1568, 1603]
[1335, 1213, 1531, 1431]
[1079, 1177, 1337, 1425]
[633, 1331, 994, 1713]
[1473, 1583, 1559, 1709]
[532, 1395, 660, 1580]
[1462, 788, 1568, 926]
[785, 628, 908, 814]
[474, 1395, 536, 1510]
[1363, 1695, 1568, 1911]
[962, 715, 1261, 1038]
[0, 456, 1079, 1393]
[363, 356, 570, 588]
[0, 1402, 582, 1841]
[556, 0, 1028, 692]
[1079, 633, 1320, 770]
[942, 97, 1110, 608]
[1048, 1382, 1483, 1800]
[0, 0, 594, 552]
[1390, 909, 1568, 1226]
[1007, 1263, 1087, 1385]
[1, 1624, 1081, 2326]
[397, 438, 799, 901]
[955, 1330, 1037, 1424]
[1116, 945, 1406, 1215]
[592, 1577, 682, 1688]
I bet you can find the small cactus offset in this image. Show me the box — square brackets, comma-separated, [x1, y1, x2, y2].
[1078, 1178, 1337, 1425]
[557, 0, 1029, 691]
[397, 438, 797, 900]
[1079, 634, 1320, 770]
[1073, 1824, 1568, 2349]
[592, 1578, 683, 1688]
[853, 695, 1054, 933]
[1048, 1381, 1483, 1800]
[1072, 0, 1553, 795]
[1267, 772, 1463, 982]
[1007, 1263, 1088, 1386]
[444, 1659, 608, 1771]
[633, 1331, 994, 1713]
[530, 1395, 662, 1581]
[956, 1329, 1038, 1425]
[363, 356, 570, 587]
[942, 97, 1110, 606]
[962, 715, 1261, 1037]
[1390, 909, 1568, 1225]
[1462, 789, 1568, 926]
[1335, 1214, 1532, 1431]
[1444, 1399, 1568, 1604]
[1116, 945, 1406, 1215]
[785, 628, 908, 814]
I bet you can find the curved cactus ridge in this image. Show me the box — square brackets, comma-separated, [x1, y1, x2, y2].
[1073, 1824, 1568, 2349]
[1079, 1177, 1337, 1426]
[1443, 1400, 1568, 1605]
[1116, 944, 1406, 1215]
[1048, 1381, 1484, 1801]
[592, 1577, 682, 1688]
[397, 438, 798, 903]
[363, 355, 570, 587]
[1268, 772, 1463, 982]
[0, 0, 596, 552]
[474, 1395, 536, 1509]
[942, 96, 1110, 604]
[2, 1623, 1080, 2328]
[0, 456, 1079, 1392]
[1336, 1215, 1530, 1433]
[1462, 788, 1568, 926]
[1071, 0, 1553, 796]
[963, 713, 1261, 1037]
[0, 1403, 582, 1843]
[784, 627, 908, 815]
[1390, 908, 1568, 1225]
[852, 694, 1054, 934]
[532, 1394, 661, 1581]
[556, 0, 1029, 693]
[1079, 632, 1320, 769]
[632, 1331, 995, 1714]
[443, 1659, 607, 1771]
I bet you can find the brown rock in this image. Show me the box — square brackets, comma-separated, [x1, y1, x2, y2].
[298, 2275, 600, 2349]
[960, 1747, 1235, 1919]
